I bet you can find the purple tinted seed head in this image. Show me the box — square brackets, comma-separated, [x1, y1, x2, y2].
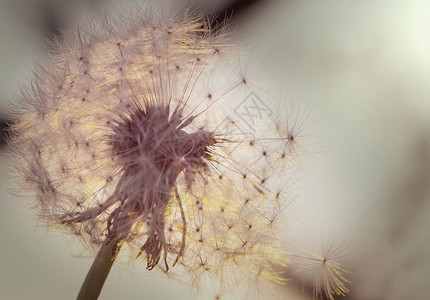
[7, 6, 348, 300]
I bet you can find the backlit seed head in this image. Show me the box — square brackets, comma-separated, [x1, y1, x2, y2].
[8, 6, 348, 300]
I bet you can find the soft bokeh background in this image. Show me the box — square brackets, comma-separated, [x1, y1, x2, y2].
[1, 0, 430, 299]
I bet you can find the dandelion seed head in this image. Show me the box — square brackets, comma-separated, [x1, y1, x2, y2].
[8, 5, 348, 299]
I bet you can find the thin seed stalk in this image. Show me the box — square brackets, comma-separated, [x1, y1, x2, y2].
[77, 237, 122, 300]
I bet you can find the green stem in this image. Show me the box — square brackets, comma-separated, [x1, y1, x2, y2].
[77, 238, 121, 300]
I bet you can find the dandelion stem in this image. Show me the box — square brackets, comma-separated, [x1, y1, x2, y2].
[77, 237, 122, 300]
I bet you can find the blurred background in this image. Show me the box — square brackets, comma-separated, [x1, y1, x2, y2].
[1, 0, 430, 299]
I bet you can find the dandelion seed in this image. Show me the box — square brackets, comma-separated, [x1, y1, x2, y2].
[8, 5, 348, 300]
[291, 237, 351, 300]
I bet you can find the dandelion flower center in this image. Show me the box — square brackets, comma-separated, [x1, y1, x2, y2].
[105, 104, 216, 269]
[111, 105, 215, 181]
